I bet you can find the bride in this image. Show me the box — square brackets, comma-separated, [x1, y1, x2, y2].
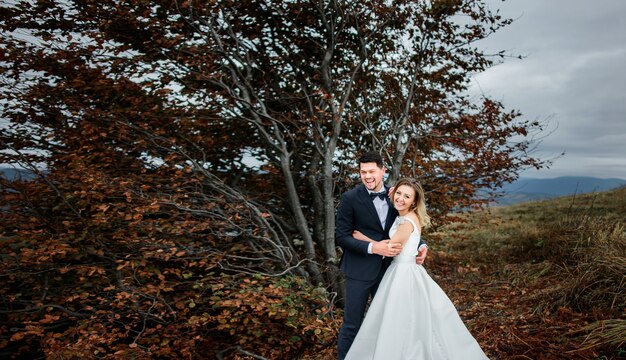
[345, 178, 488, 360]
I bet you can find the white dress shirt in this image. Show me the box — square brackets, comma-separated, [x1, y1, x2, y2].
[367, 187, 388, 254]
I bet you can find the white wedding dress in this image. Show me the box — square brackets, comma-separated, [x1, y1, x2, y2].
[345, 216, 489, 360]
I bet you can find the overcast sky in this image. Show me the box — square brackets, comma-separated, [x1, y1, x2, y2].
[470, 0, 626, 179]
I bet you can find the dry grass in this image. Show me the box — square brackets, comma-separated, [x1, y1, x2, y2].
[430, 186, 626, 358]
[575, 319, 626, 353]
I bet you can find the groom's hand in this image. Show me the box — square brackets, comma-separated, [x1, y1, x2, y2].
[372, 240, 402, 257]
[415, 247, 428, 264]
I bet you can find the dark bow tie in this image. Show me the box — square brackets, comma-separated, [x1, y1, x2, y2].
[370, 191, 386, 200]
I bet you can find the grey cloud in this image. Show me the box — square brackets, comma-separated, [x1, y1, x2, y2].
[472, 0, 626, 179]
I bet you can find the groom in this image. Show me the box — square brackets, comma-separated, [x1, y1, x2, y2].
[336, 151, 428, 360]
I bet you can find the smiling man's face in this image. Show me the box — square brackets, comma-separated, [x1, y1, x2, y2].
[359, 162, 386, 192]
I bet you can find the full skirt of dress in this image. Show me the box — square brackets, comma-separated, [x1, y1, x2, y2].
[345, 256, 489, 360]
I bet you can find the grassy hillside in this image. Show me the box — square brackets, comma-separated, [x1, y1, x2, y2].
[429, 186, 625, 359]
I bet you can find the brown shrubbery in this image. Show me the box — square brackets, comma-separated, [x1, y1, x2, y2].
[0, 168, 338, 359]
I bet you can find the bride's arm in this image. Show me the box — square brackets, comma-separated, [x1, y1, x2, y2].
[389, 219, 415, 246]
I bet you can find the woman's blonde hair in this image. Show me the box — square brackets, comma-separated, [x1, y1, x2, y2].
[391, 177, 431, 228]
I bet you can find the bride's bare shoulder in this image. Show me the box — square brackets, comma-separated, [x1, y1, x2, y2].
[405, 213, 421, 230]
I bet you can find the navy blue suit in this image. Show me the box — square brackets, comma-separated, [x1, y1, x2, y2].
[336, 184, 397, 280]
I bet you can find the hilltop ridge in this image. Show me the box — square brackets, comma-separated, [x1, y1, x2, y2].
[496, 176, 626, 205]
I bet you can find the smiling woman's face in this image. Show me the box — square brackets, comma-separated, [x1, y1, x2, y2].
[359, 162, 386, 192]
[393, 185, 416, 214]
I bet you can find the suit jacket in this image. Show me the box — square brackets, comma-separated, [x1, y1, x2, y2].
[336, 184, 398, 281]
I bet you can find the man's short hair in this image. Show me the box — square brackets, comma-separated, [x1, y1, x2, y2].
[358, 151, 384, 168]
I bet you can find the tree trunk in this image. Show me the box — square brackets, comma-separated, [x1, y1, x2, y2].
[278, 149, 324, 285]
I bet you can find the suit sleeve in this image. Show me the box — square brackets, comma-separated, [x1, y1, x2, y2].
[336, 192, 370, 255]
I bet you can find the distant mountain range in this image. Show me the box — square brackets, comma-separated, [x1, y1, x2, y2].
[495, 176, 626, 206]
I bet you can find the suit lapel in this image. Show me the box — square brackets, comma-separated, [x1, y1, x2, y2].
[384, 198, 397, 233]
[358, 185, 384, 231]
[383, 184, 398, 233]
